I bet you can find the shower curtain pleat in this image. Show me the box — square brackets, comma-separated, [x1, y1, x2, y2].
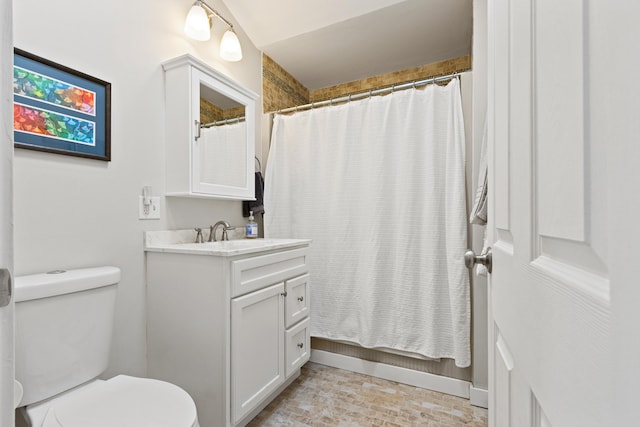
[264, 79, 470, 367]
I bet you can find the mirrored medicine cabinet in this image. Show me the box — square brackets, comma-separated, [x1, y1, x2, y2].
[162, 54, 258, 200]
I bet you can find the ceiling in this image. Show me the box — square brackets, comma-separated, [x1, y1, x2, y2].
[224, 0, 473, 90]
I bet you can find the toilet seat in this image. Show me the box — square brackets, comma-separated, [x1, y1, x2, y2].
[39, 375, 198, 427]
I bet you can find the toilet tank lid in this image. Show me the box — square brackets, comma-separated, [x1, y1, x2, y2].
[15, 267, 121, 302]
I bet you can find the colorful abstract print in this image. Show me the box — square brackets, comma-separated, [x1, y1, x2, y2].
[14, 103, 96, 145]
[14, 66, 96, 115]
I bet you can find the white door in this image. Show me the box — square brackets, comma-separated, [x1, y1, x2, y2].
[0, 0, 14, 423]
[487, 1, 640, 426]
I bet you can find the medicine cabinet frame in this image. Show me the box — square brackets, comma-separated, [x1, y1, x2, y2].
[162, 54, 258, 200]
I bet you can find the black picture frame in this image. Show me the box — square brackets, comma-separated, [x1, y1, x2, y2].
[13, 48, 111, 161]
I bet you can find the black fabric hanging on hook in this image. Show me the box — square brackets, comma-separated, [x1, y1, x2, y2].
[243, 171, 265, 217]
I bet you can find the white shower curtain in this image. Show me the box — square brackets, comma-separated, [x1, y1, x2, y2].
[264, 79, 470, 367]
[200, 122, 246, 188]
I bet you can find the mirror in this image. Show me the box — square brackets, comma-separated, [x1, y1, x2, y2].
[200, 85, 245, 124]
[199, 86, 247, 189]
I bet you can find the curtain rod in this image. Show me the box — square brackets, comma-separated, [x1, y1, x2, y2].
[275, 72, 462, 115]
[201, 116, 246, 128]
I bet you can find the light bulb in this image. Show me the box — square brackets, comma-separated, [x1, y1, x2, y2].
[184, 2, 211, 41]
[220, 29, 243, 62]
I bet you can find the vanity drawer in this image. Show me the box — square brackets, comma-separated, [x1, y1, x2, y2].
[285, 274, 310, 329]
[285, 317, 310, 378]
[231, 248, 308, 297]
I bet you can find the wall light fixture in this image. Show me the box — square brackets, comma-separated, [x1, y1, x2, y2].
[184, 0, 243, 62]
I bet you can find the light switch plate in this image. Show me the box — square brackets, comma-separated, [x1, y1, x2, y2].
[139, 196, 160, 220]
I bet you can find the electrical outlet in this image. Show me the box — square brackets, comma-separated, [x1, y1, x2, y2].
[139, 196, 161, 220]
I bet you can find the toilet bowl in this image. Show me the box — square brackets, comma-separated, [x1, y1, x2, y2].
[14, 267, 199, 427]
[22, 376, 198, 427]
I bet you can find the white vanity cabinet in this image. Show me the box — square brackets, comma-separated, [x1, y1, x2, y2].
[162, 54, 258, 200]
[146, 241, 310, 427]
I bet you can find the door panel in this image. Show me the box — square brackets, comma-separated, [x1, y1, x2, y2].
[488, 0, 610, 425]
[532, 0, 608, 279]
[492, 0, 511, 235]
[493, 332, 513, 427]
[534, 0, 586, 242]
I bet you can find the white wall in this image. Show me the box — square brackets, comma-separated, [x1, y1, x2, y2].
[13, 0, 262, 378]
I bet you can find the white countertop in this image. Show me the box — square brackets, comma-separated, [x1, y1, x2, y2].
[144, 230, 310, 256]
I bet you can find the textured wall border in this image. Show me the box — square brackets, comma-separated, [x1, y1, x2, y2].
[262, 54, 471, 113]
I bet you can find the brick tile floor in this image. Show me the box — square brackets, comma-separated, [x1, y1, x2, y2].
[248, 362, 488, 427]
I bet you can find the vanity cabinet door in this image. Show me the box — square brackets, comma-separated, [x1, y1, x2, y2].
[231, 281, 285, 424]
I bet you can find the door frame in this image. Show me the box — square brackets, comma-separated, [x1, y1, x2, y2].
[0, 0, 15, 423]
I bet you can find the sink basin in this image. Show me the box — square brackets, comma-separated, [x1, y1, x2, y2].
[145, 237, 310, 256]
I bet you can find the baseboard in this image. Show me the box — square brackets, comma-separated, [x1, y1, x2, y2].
[310, 349, 470, 399]
[470, 386, 489, 408]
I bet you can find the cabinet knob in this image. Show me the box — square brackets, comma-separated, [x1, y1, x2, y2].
[281, 291, 288, 297]
[297, 296, 304, 302]
[297, 343, 304, 349]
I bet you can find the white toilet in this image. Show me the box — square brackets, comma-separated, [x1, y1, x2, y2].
[14, 266, 199, 427]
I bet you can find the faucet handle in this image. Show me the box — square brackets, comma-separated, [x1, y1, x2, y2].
[222, 225, 237, 241]
[194, 228, 204, 243]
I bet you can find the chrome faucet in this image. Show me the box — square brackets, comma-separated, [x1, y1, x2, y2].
[209, 221, 231, 242]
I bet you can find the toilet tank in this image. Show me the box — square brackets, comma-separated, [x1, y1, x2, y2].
[14, 266, 120, 407]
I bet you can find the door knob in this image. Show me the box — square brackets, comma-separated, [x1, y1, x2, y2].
[464, 247, 492, 274]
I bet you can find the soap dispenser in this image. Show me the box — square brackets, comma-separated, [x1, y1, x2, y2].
[246, 211, 258, 239]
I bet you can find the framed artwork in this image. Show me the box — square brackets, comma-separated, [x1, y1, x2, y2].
[13, 48, 111, 161]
